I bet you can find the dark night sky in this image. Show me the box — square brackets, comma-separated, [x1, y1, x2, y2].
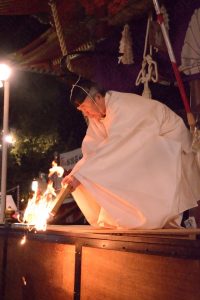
[0, 15, 49, 56]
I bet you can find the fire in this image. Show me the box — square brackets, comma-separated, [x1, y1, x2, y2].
[23, 182, 57, 231]
[49, 160, 64, 178]
[20, 235, 27, 245]
[22, 161, 65, 231]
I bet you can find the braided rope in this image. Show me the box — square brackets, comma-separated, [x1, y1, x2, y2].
[74, 41, 94, 53]
[49, 1, 97, 75]
[52, 56, 62, 66]
[48, 0, 75, 73]
[52, 41, 95, 74]
[49, 0, 67, 56]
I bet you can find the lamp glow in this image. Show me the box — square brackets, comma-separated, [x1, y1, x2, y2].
[5, 134, 15, 144]
[0, 64, 11, 81]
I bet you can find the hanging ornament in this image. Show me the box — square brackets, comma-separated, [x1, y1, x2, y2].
[118, 24, 134, 64]
[135, 15, 158, 99]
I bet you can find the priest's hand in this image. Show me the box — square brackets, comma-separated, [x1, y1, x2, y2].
[62, 175, 80, 192]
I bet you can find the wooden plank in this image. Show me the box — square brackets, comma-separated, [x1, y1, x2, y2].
[81, 247, 200, 300]
[11, 224, 200, 240]
[5, 237, 75, 300]
[44, 225, 200, 240]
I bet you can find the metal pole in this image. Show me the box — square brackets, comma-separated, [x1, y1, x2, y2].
[0, 80, 10, 223]
[17, 185, 20, 212]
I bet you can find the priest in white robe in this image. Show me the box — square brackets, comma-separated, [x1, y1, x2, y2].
[62, 79, 200, 229]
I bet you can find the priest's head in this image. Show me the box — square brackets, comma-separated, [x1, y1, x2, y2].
[70, 78, 106, 120]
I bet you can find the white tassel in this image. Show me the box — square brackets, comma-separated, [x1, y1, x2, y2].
[118, 24, 134, 64]
[142, 82, 152, 99]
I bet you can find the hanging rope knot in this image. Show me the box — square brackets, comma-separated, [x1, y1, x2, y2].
[135, 15, 158, 99]
[146, 54, 158, 82]
[135, 54, 158, 96]
[136, 55, 158, 84]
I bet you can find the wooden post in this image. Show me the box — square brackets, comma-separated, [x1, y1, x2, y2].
[50, 185, 73, 217]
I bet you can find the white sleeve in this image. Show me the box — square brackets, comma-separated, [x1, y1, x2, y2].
[70, 118, 107, 175]
[160, 104, 192, 152]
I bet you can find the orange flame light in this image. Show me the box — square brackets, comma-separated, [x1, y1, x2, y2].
[23, 161, 65, 231]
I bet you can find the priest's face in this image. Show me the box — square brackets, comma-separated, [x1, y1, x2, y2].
[77, 94, 106, 120]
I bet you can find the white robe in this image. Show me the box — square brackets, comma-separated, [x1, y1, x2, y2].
[70, 91, 200, 229]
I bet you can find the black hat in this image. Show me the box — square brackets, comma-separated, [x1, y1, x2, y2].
[70, 77, 106, 107]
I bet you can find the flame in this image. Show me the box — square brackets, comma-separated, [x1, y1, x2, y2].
[20, 235, 27, 245]
[22, 161, 64, 231]
[48, 160, 64, 178]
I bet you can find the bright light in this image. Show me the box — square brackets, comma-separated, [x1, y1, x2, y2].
[4, 134, 15, 144]
[20, 235, 27, 245]
[31, 179, 38, 192]
[0, 81, 3, 88]
[0, 64, 11, 81]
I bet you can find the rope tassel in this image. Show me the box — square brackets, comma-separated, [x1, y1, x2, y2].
[118, 24, 134, 65]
